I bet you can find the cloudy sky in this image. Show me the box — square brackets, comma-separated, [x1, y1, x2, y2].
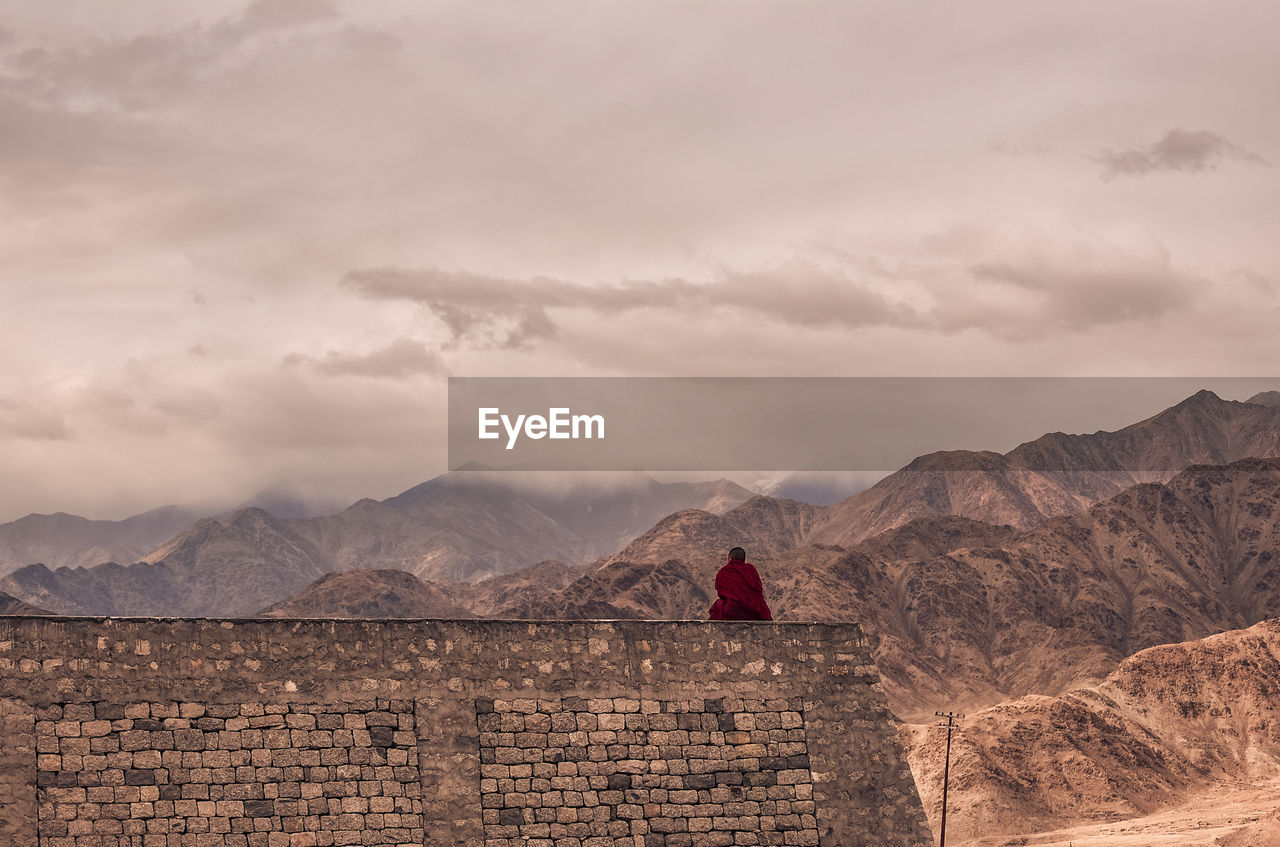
[1, 0, 1277, 520]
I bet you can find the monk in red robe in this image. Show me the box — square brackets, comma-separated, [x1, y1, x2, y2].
[708, 546, 773, 621]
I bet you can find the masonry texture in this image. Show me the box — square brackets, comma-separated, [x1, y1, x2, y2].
[33, 700, 422, 846]
[0, 617, 931, 847]
[477, 695, 818, 846]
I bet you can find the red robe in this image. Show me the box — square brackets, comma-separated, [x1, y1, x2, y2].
[708, 559, 773, 621]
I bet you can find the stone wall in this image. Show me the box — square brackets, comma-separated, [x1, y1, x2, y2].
[34, 699, 422, 846]
[1, 695, 37, 845]
[477, 695, 819, 846]
[0, 617, 931, 846]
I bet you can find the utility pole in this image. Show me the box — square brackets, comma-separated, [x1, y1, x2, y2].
[935, 711, 963, 847]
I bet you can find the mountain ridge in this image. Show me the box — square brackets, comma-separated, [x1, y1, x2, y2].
[502, 458, 1280, 722]
[0, 474, 753, 614]
[902, 616, 1280, 843]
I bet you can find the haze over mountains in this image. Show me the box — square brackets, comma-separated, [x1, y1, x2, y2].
[0, 487, 357, 579]
[0, 474, 751, 616]
[6, 391, 1280, 622]
[0, 505, 202, 579]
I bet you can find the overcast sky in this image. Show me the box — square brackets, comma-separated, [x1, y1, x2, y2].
[1, 0, 1278, 520]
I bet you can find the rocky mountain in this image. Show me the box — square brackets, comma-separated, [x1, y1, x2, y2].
[0, 505, 201, 578]
[806, 389, 1280, 547]
[1, 508, 331, 617]
[518, 458, 1280, 722]
[0, 591, 49, 615]
[901, 616, 1280, 844]
[590, 390, 1280, 570]
[609, 495, 824, 567]
[501, 558, 712, 621]
[442, 560, 585, 618]
[257, 569, 474, 619]
[0, 473, 751, 615]
[1248, 389, 1280, 408]
[290, 473, 753, 583]
[256, 560, 587, 620]
[7, 390, 1278, 627]
[290, 485, 594, 583]
[0, 485, 349, 581]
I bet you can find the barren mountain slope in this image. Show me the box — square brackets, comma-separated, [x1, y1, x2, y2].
[0, 508, 331, 617]
[0, 473, 749, 616]
[901, 617, 1280, 845]
[350, 473, 753, 581]
[0, 505, 201, 578]
[808, 390, 1280, 547]
[0, 591, 49, 615]
[599, 391, 1280, 574]
[248, 559, 586, 620]
[499, 559, 711, 621]
[608, 496, 824, 567]
[257, 569, 474, 618]
[289, 490, 592, 583]
[496, 476, 756, 555]
[443, 560, 585, 617]
[1248, 390, 1280, 409]
[795, 458, 1280, 718]
[523, 460, 1280, 721]
[498, 495, 832, 621]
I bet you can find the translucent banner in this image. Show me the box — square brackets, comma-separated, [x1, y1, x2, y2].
[447, 377, 1280, 471]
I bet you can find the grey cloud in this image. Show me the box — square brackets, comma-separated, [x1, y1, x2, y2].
[918, 219, 1197, 338]
[0, 399, 70, 441]
[987, 140, 1049, 156]
[341, 261, 921, 348]
[342, 241, 1197, 347]
[967, 260, 1193, 332]
[218, 0, 339, 40]
[1230, 269, 1276, 296]
[1095, 129, 1269, 179]
[213, 367, 445, 454]
[283, 338, 447, 379]
[65, 379, 222, 437]
[2, 1, 1279, 521]
[1, 0, 340, 115]
[0, 361, 444, 521]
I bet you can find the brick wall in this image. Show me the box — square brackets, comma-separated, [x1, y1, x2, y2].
[477, 695, 819, 846]
[0, 617, 931, 846]
[34, 700, 422, 847]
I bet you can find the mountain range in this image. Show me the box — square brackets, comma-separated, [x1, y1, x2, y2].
[5, 387, 1280, 846]
[0, 474, 751, 615]
[0, 487, 360, 579]
[4, 389, 1277, 618]
[479, 457, 1280, 722]
[0, 505, 201, 579]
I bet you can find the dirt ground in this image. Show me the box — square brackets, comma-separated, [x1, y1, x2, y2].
[950, 778, 1280, 847]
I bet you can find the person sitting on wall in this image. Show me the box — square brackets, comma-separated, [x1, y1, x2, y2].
[708, 546, 773, 621]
